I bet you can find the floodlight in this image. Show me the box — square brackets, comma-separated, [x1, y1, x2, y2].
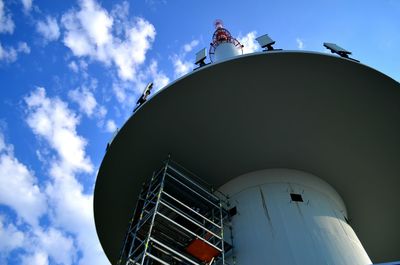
[256, 34, 276, 51]
[143, 82, 153, 95]
[134, 82, 153, 112]
[195, 48, 207, 67]
[323, 42, 351, 56]
[323, 42, 359, 62]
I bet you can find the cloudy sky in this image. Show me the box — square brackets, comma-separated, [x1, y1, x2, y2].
[0, 0, 399, 264]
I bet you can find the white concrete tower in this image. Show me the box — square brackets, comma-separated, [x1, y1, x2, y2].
[220, 169, 371, 265]
[94, 23, 400, 265]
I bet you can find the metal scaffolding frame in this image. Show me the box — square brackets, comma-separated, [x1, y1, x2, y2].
[118, 159, 232, 265]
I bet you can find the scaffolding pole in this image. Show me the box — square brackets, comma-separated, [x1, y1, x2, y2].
[119, 159, 232, 265]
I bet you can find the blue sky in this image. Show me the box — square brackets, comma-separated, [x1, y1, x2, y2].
[0, 0, 399, 264]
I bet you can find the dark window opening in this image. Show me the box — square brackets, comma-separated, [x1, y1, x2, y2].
[228, 206, 237, 217]
[290, 193, 303, 202]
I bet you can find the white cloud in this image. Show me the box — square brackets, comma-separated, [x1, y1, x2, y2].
[10, 226, 77, 265]
[21, 251, 48, 265]
[171, 55, 192, 78]
[33, 228, 76, 265]
[21, 0, 32, 13]
[18, 42, 31, 53]
[68, 87, 98, 117]
[238, 31, 259, 54]
[44, 150, 107, 265]
[0, 42, 17, 62]
[61, 0, 156, 81]
[170, 39, 201, 79]
[25, 87, 93, 174]
[68, 82, 108, 121]
[105, 119, 117, 133]
[0, 0, 14, 34]
[0, 216, 78, 265]
[0, 133, 47, 227]
[110, 1, 129, 35]
[63, 29, 92, 56]
[36, 16, 60, 42]
[111, 18, 156, 80]
[112, 82, 128, 103]
[68, 60, 89, 77]
[0, 42, 30, 63]
[79, 59, 88, 71]
[0, 134, 75, 264]
[296, 37, 304, 50]
[0, 133, 5, 151]
[24, 87, 109, 265]
[80, 0, 113, 46]
[183, 39, 199, 53]
[111, 60, 169, 112]
[97, 105, 107, 118]
[61, 0, 168, 117]
[0, 216, 24, 253]
[68, 61, 79, 72]
[147, 60, 169, 92]
[0, 114, 105, 265]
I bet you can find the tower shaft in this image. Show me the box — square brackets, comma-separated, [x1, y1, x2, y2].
[220, 169, 371, 265]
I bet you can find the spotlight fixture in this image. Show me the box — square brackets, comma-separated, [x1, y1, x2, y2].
[323, 42, 359, 62]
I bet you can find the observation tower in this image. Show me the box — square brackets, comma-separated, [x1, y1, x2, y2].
[94, 21, 400, 265]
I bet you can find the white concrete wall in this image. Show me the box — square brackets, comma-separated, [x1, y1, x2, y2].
[214, 42, 242, 62]
[219, 169, 371, 265]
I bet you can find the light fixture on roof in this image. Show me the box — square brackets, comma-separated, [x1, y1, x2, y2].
[256, 34, 278, 51]
[133, 82, 153, 112]
[194, 48, 207, 68]
[323, 42, 359, 62]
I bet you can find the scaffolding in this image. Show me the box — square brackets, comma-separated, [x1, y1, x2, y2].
[118, 160, 232, 265]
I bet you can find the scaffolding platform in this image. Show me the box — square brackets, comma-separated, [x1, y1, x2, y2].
[118, 160, 232, 265]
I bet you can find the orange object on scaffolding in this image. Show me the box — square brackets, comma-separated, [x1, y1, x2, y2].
[185, 238, 220, 263]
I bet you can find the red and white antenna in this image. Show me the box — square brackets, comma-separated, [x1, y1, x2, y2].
[209, 19, 243, 62]
[214, 19, 224, 29]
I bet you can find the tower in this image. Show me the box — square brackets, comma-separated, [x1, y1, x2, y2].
[209, 20, 243, 62]
[94, 22, 400, 265]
